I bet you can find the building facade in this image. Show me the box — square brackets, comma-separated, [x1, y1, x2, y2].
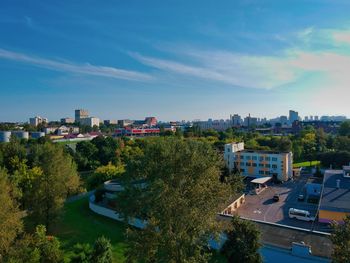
[224, 142, 293, 182]
[29, 116, 48, 126]
[80, 117, 100, 127]
[75, 109, 89, 123]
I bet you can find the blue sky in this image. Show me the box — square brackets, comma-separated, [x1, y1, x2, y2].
[1, 0, 350, 122]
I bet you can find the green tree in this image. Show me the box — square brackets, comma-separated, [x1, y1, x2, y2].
[331, 215, 350, 263]
[70, 243, 92, 263]
[222, 216, 262, 263]
[6, 234, 41, 263]
[91, 236, 112, 263]
[315, 128, 327, 152]
[88, 162, 124, 189]
[1, 137, 26, 173]
[118, 138, 232, 263]
[0, 169, 23, 259]
[277, 137, 292, 152]
[339, 121, 350, 137]
[75, 141, 99, 170]
[34, 225, 64, 263]
[28, 143, 81, 231]
[91, 136, 120, 165]
[334, 136, 350, 152]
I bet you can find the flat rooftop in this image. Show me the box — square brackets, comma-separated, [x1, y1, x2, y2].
[320, 170, 350, 213]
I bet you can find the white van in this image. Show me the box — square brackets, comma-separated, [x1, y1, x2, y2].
[288, 208, 315, 222]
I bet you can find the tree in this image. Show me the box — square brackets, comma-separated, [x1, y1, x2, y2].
[28, 143, 81, 231]
[339, 121, 350, 137]
[117, 138, 232, 263]
[88, 162, 124, 189]
[91, 236, 112, 263]
[91, 136, 120, 165]
[331, 215, 350, 263]
[277, 137, 292, 152]
[75, 141, 99, 170]
[221, 216, 262, 263]
[70, 243, 92, 263]
[0, 169, 23, 259]
[34, 225, 64, 263]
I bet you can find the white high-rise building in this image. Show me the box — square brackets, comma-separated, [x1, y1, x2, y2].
[29, 116, 48, 126]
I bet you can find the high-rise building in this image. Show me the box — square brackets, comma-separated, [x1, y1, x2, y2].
[289, 110, 299, 124]
[75, 109, 89, 123]
[231, 114, 242, 126]
[29, 116, 48, 126]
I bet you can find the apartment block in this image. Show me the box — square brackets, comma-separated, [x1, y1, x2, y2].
[224, 142, 293, 182]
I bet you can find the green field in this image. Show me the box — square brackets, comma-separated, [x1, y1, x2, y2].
[55, 198, 227, 262]
[293, 160, 320, 168]
[55, 198, 128, 262]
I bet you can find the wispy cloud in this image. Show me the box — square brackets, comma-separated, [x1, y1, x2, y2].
[130, 50, 300, 89]
[333, 30, 350, 45]
[0, 48, 152, 81]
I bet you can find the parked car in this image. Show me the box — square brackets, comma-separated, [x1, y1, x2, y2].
[273, 194, 280, 202]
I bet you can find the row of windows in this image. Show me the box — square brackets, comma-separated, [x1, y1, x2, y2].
[236, 162, 278, 169]
[235, 155, 279, 161]
[240, 169, 274, 175]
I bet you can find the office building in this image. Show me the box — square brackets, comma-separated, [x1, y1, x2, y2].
[0, 131, 11, 142]
[30, 116, 48, 127]
[231, 114, 242, 126]
[75, 109, 89, 123]
[224, 142, 293, 182]
[289, 110, 299, 124]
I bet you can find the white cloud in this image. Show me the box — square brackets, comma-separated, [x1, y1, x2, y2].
[130, 50, 301, 89]
[333, 31, 350, 45]
[0, 48, 152, 82]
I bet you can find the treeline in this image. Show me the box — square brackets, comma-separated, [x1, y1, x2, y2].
[0, 138, 114, 262]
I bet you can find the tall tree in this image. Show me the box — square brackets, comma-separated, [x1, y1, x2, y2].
[118, 138, 232, 263]
[339, 121, 350, 137]
[28, 143, 81, 231]
[221, 216, 262, 263]
[0, 169, 23, 260]
[331, 215, 350, 263]
[91, 236, 112, 263]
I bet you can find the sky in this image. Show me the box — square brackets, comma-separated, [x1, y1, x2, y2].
[1, 0, 350, 122]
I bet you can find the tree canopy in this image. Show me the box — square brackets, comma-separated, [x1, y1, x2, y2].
[117, 138, 233, 262]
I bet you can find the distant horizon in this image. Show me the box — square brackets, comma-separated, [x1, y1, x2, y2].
[1, 109, 348, 124]
[1, 1, 350, 121]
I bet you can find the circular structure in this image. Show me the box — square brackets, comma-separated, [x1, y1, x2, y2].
[31, 131, 45, 139]
[12, 131, 29, 140]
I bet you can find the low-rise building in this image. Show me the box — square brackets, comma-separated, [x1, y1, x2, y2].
[224, 142, 293, 182]
[80, 117, 100, 127]
[319, 167, 350, 223]
[61, 117, 74, 124]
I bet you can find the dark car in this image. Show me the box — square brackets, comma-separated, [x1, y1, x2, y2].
[273, 194, 280, 202]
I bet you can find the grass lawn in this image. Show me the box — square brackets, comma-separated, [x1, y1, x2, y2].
[54, 197, 128, 262]
[293, 160, 320, 168]
[55, 197, 227, 262]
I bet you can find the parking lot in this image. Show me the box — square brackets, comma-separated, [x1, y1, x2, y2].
[236, 174, 330, 232]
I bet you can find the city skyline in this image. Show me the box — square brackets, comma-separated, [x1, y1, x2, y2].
[1, 1, 350, 121]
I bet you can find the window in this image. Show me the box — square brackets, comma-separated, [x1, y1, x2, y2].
[259, 170, 264, 175]
[252, 163, 257, 167]
[265, 157, 271, 161]
[246, 162, 251, 167]
[246, 156, 251, 160]
[252, 156, 257, 160]
[240, 169, 245, 173]
[272, 164, 277, 169]
[259, 156, 264, 161]
[272, 157, 278, 161]
[240, 155, 244, 160]
[265, 164, 271, 168]
[265, 171, 270, 175]
[259, 163, 264, 167]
